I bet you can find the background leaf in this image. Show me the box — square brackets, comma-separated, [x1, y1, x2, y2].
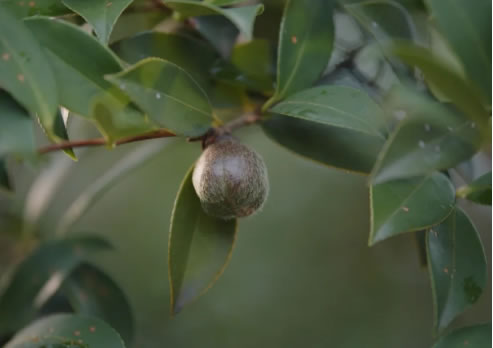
[426, 208, 487, 332]
[53, 109, 76, 160]
[431, 323, 491, 348]
[266, 0, 334, 107]
[426, 0, 492, 104]
[372, 86, 481, 183]
[107, 58, 214, 137]
[4, 313, 126, 348]
[25, 17, 155, 141]
[0, 6, 58, 138]
[457, 172, 491, 205]
[369, 172, 455, 245]
[0, 0, 69, 18]
[63, 0, 134, 44]
[164, 1, 264, 40]
[62, 263, 134, 345]
[0, 90, 34, 157]
[271, 85, 388, 138]
[168, 166, 237, 314]
[0, 236, 112, 335]
[390, 43, 489, 131]
[262, 114, 384, 174]
[0, 159, 11, 191]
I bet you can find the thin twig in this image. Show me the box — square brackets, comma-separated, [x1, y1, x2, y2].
[38, 112, 262, 155]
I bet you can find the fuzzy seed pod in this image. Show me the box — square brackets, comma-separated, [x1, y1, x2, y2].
[192, 135, 269, 220]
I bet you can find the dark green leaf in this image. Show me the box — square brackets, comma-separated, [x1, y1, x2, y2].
[62, 263, 133, 345]
[205, 0, 247, 6]
[0, 6, 58, 139]
[431, 323, 491, 348]
[112, 31, 218, 88]
[106, 58, 214, 137]
[0, 0, 69, 18]
[369, 172, 455, 245]
[0, 236, 112, 335]
[271, 85, 388, 138]
[109, 11, 166, 44]
[426, 0, 491, 104]
[63, 0, 134, 44]
[191, 15, 239, 58]
[169, 166, 237, 314]
[390, 43, 489, 132]
[262, 114, 384, 174]
[0, 158, 11, 191]
[457, 172, 491, 205]
[265, 0, 334, 108]
[164, 1, 264, 40]
[53, 109, 76, 160]
[372, 86, 481, 184]
[0, 90, 34, 157]
[426, 208, 487, 332]
[25, 17, 155, 141]
[4, 313, 126, 348]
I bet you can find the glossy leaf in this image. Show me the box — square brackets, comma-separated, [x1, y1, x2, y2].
[369, 172, 455, 245]
[390, 43, 489, 131]
[271, 86, 388, 138]
[262, 114, 384, 174]
[0, 6, 58, 138]
[0, 90, 34, 157]
[63, 0, 134, 44]
[0, 236, 112, 335]
[169, 166, 237, 314]
[107, 58, 214, 137]
[265, 0, 334, 108]
[164, 1, 264, 40]
[62, 263, 134, 345]
[0, 159, 11, 191]
[25, 17, 155, 140]
[0, 0, 69, 18]
[372, 86, 481, 184]
[457, 172, 491, 205]
[4, 313, 126, 348]
[431, 324, 491, 348]
[426, 208, 487, 332]
[426, 0, 491, 104]
[112, 31, 218, 88]
[53, 109, 76, 160]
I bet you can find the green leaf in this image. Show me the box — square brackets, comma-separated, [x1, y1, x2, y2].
[369, 172, 455, 245]
[0, 90, 35, 157]
[25, 17, 155, 140]
[204, 0, 247, 6]
[191, 15, 239, 58]
[164, 1, 264, 40]
[106, 58, 214, 137]
[0, 236, 112, 335]
[426, 0, 491, 104]
[0, 6, 58, 139]
[0, 158, 11, 191]
[271, 86, 388, 138]
[0, 0, 69, 18]
[63, 0, 134, 44]
[426, 208, 487, 332]
[109, 11, 166, 44]
[265, 0, 334, 108]
[62, 263, 134, 345]
[390, 43, 489, 132]
[112, 32, 218, 88]
[4, 313, 126, 348]
[262, 114, 384, 174]
[431, 323, 491, 348]
[53, 109, 76, 160]
[371, 86, 481, 184]
[169, 166, 237, 314]
[457, 172, 491, 205]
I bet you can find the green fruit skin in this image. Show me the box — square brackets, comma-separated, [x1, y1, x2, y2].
[192, 135, 269, 220]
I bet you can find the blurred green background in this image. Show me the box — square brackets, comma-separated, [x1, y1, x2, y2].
[15, 123, 490, 348]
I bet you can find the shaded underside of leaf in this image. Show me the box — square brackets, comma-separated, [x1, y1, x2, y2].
[262, 114, 384, 174]
[168, 166, 237, 315]
[426, 207, 487, 332]
[370, 172, 455, 245]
